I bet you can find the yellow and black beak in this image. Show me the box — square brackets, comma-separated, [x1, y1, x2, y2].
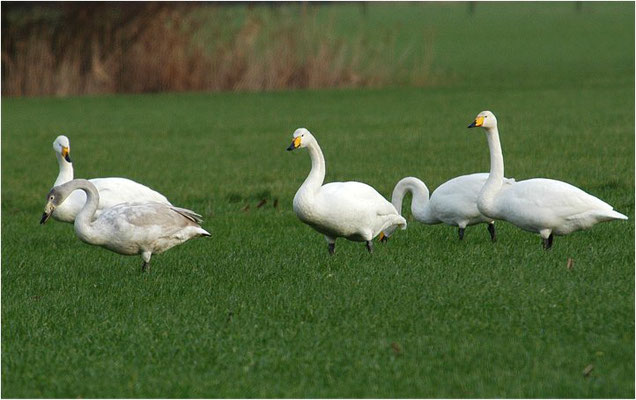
[61, 146, 72, 163]
[40, 211, 51, 224]
[378, 232, 388, 243]
[467, 116, 484, 128]
[40, 202, 54, 224]
[286, 136, 302, 151]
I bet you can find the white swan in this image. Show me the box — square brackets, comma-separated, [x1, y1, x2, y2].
[287, 128, 406, 254]
[382, 173, 515, 241]
[41, 179, 210, 272]
[468, 110, 627, 249]
[51, 135, 171, 223]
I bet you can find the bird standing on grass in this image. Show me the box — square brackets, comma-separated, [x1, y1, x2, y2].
[287, 128, 406, 255]
[50, 135, 171, 223]
[380, 174, 515, 242]
[468, 110, 627, 249]
[41, 179, 210, 272]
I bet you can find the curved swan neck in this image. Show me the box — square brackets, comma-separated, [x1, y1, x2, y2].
[63, 179, 100, 238]
[55, 153, 74, 186]
[301, 141, 326, 193]
[392, 177, 433, 222]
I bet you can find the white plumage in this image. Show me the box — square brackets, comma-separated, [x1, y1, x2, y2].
[50, 135, 171, 223]
[468, 110, 627, 249]
[287, 128, 406, 254]
[41, 179, 210, 272]
[383, 173, 514, 241]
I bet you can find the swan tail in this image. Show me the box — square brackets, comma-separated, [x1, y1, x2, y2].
[566, 208, 628, 227]
[582, 208, 628, 222]
[602, 209, 628, 221]
[197, 227, 211, 237]
[171, 206, 204, 224]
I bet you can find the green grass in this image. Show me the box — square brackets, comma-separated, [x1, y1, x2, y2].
[200, 2, 634, 89]
[2, 2, 634, 398]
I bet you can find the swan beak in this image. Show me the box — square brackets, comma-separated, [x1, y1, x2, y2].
[378, 232, 388, 243]
[40, 203, 54, 224]
[40, 211, 51, 224]
[468, 116, 484, 128]
[286, 136, 301, 151]
[61, 146, 72, 163]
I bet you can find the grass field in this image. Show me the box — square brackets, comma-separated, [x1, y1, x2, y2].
[2, 2, 634, 398]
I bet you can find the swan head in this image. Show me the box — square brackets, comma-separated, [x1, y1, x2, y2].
[53, 135, 72, 163]
[40, 181, 78, 224]
[286, 128, 315, 151]
[468, 111, 497, 130]
[40, 186, 64, 224]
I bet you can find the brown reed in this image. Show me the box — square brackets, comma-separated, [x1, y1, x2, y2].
[1, 3, 438, 97]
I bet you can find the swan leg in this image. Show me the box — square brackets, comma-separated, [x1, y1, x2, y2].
[325, 236, 336, 255]
[487, 223, 496, 242]
[141, 251, 152, 272]
[366, 241, 374, 254]
[458, 227, 465, 241]
[542, 233, 554, 250]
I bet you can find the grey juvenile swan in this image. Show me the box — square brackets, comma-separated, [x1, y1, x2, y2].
[41, 179, 210, 272]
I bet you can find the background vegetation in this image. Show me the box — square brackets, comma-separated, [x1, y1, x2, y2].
[1, 2, 634, 398]
[2, 2, 440, 96]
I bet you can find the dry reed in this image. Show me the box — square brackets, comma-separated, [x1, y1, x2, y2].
[1, 3, 438, 97]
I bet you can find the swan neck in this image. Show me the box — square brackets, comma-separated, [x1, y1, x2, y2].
[55, 153, 74, 186]
[485, 127, 504, 187]
[392, 178, 432, 222]
[70, 180, 99, 238]
[301, 141, 326, 192]
[479, 127, 504, 216]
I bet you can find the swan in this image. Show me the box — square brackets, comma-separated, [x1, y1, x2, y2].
[468, 110, 627, 249]
[287, 128, 406, 254]
[381, 174, 515, 242]
[40, 179, 210, 272]
[51, 135, 171, 223]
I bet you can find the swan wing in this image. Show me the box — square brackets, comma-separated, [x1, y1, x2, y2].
[434, 173, 488, 199]
[436, 173, 514, 195]
[90, 177, 171, 208]
[319, 182, 399, 216]
[495, 178, 622, 233]
[503, 178, 613, 213]
[169, 206, 204, 223]
[94, 202, 208, 254]
[98, 203, 189, 231]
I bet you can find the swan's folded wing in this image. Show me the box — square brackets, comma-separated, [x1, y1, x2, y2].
[105, 202, 198, 231]
[320, 181, 397, 214]
[169, 206, 204, 223]
[320, 181, 387, 201]
[90, 177, 171, 207]
[500, 178, 614, 218]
